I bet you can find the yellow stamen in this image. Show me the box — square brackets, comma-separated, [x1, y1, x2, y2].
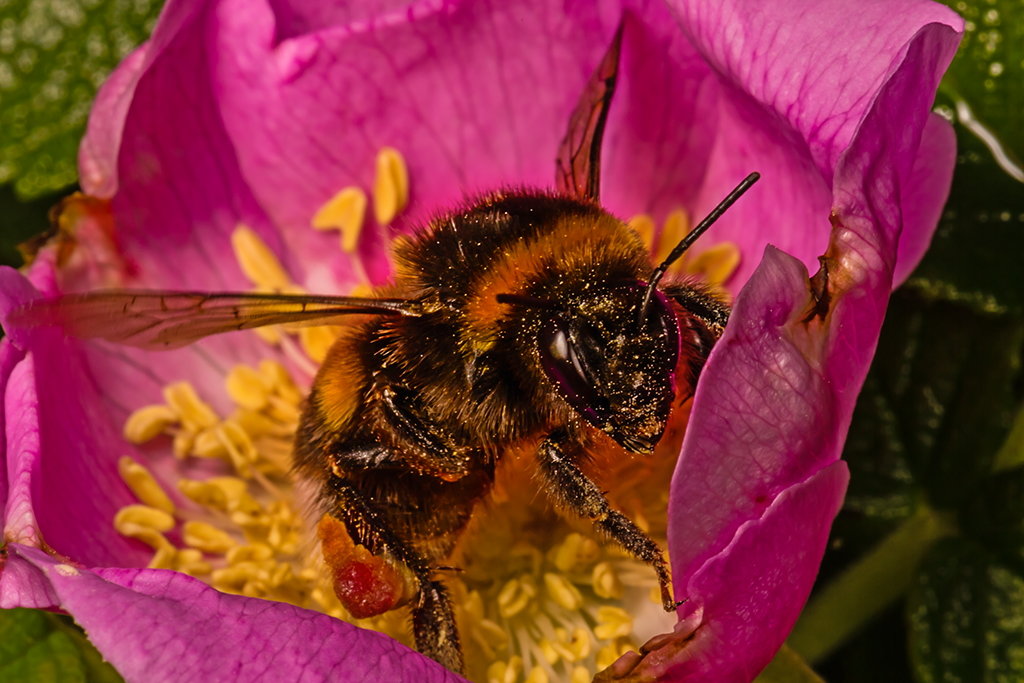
[591, 561, 623, 600]
[171, 431, 195, 459]
[177, 476, 252, 513]
[192, 428, 228, 459]
[525, 666, 549, 683]
[149, 545, 178, 570]
[225, 365, 271, 411]
[487, 657, 523, 683]
[497, 577, 536, 618]
[312, 187, 368, 252]
[117, 457, 175, 514]
[298, 325, 340, 364]
[122, 405, 177, 444]
[571, 666, 591, 683]
[254, 326, 283, 346]
[657, 208, 690, 266]
[593, 606, 633, 641]
[231, 225, 290, 290]
[183, 521, 237, 554]
[117, 523, 173, 551]
[114, 504, 175, 533]
[628, 213, 656, 251]
[176, 548, 213, 576]
[544, 572, 583, 611]
[373, 147, 410, 226]
[567, 628, 592, 661]
[163, 382, 219, 431]
[686, 242, 742, 287]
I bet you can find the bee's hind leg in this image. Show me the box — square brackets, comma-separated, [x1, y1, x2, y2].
[322, 480, 464, 673]
[536, 431, 679, 612]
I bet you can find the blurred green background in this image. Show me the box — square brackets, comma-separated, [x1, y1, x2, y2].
[0, 0, 1021, 680]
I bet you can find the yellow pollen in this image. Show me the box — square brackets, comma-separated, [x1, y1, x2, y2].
[373, 147, 410, 226]
[118, 457, 175, 514]
[122, 405, 177, 444]
[570, 666, 590, 683]
[312, 187, 368, 252]
[231, 225, 291, 291]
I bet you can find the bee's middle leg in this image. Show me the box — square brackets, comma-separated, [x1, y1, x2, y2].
[323, 478, 463, 673]
[536, 431, 679, 612]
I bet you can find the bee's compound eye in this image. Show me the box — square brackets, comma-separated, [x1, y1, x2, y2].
[538, 317, 610, 426]
[548, 327, 570, 362]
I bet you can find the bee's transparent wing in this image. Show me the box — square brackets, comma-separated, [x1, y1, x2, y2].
[555, 24, 623, 202]
[9, 289, 418, 350]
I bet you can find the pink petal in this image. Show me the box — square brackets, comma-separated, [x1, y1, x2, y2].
[0, 338, 24, 524]
[610, 0, 964, 288]
[665, 8, 961, 680]
[212, 0, 620, 285]
[671, 463, 849, 680]
[6, 544, 465, 683]
[892, 113, 956, 286]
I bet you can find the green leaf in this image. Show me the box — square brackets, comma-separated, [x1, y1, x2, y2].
[911, 0, 1024, 316]
[757, 645, 824, 683]
[0, 182, 70, 267]
[0, 608, 122, 682]
[938, 0, 1024, 166]
[791, 507, 952, 664]
[960, 466, 1024, 577]
[0, 0, 163, 198]
[908, 539, 1024, 682]
[993, 404, 1024, 471]
[856, 294, 1023, 508]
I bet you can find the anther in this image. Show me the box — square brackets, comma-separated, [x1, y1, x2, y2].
[123, 405, 177, 443]
[118, 457, 175, 514]
[231, 225, 291, 291]
[373, 147, 410, 225]
[312, 187, 368, 252]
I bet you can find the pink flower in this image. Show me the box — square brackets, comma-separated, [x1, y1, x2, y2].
[0, 0, 961, 681]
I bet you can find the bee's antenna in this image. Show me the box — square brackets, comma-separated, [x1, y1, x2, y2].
[637, 172, 761, 326]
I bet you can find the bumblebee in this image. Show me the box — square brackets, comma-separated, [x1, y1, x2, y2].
[12, 28, 758, 673]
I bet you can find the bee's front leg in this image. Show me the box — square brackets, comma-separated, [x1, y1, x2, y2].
[536, 431, 680, 612]
[322, 479, 463, 673]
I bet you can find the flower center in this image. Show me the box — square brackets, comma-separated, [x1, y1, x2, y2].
[111, 148, 739, 681]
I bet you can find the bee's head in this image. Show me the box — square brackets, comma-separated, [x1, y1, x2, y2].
[535, 283, 680, 454]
